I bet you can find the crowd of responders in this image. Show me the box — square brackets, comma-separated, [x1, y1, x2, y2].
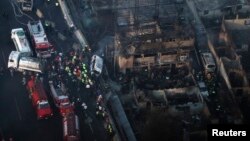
[47, 48, 94, 89]
[48, 48, 114, 136]
[95, 89, 114, 136]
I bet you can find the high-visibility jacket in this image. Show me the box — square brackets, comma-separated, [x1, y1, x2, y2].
[68, 72, 72, 76]
[65, 66, 69, 72]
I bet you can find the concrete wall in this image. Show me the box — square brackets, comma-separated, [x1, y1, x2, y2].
[162, 38, 195, 48]
[117, 53, 186, 71]
[198, 5, 250, 19]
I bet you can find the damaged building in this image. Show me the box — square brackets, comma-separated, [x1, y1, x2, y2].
[103, 0, 210, 140]
[105, 0, 194, 74]
[221, 18, 250, 95]
[194, 0, 250, 19]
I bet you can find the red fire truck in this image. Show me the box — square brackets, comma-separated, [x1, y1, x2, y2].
[63, 113, 80, 141]
[27, 77, 53, 119]
[27, 20, 52, 58]
[49, 81, 74, 115]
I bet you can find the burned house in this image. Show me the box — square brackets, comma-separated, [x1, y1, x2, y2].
[221, 18, 250, 86]
[194, 0, 250, 19]
[105, 0, 195, 74]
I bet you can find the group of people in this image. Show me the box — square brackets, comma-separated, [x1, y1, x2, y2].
[95, 89, 114, 136]
[48, 48, 93, 89]
[46, 47, 115, 137]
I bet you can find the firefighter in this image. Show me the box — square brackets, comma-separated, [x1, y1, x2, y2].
[73, 68, 77, 75]
[102, 111, 106, 118]
[88, 79, 93, 85]
[82, 47, 86, 52]
[68, 71, 72, 77]
[97, 95, 103, 103]
[106, 123, 113, 134]
[86, 84, 90, 89]
[52, 65, 55, 70]
[82, 102, 87, 110]
[82, 63, 86, 70]
[96, 110, 100, 116]
[65, 66, 70, 73]
[72, 55, 77, 64]
[84, 69, 87, 73]
[81, 78, 85, 84]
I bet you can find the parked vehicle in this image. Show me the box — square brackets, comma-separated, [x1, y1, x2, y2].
[8, 51, 44, 73]
[90, 55, 103, 76]
[63, 113, 80, 141]
[27, 20, 52, 58]
[11, 28, 33, 56]
[200, 52, 216, 73]
[49, 81, 74, 115]
[27, 77, 53, 119]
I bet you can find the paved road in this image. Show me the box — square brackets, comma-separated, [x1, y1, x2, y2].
[0, 0, 110, 141]
[0, 0, 69, 141]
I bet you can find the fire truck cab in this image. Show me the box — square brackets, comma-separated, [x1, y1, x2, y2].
[27, 20, 52, 58]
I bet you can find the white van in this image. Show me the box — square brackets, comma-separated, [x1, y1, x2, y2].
[201, 53, 216, 73]
[90, 55, 103, 76]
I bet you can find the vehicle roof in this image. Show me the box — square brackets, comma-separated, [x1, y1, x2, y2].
[91, 55, 103, 73]
[49, 81, 69, 100]
[201, 53, 215, 65]
[63, 113, 78, 137]
[198, 81, 206, 88]
[11, 28, 32, 53]
[19, 57, 41, 68]
[28, 21, 49, 45]
[35, 81, 48, 99]
[8, 51, 20, 60]
[28, 79, 48, 100]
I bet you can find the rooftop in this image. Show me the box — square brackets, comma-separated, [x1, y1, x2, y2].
[28, 21, 49, 44]
[11, 28, 32, 53]
[194, 0, 246, 11]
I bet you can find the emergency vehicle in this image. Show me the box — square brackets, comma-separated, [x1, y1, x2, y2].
[90, 55, 103, 76]
[8, 51, 43, 73]
[63, 113, 80, 141]
[200, 52, 216, 73]
[49, 81, 74, 115]
[27, 20, 52, 58]
[11, 28, 33, 56]
[27, 77, 53, 119]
